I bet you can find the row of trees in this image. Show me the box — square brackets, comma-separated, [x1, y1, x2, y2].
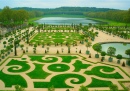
[14, 84, 123, 91]
[13, 7, 116, 16]
[0, 6, 44, 28]
[91, 43, 130, 65]
[84, 9, 130, 23]
[0, 6, 29, 27]
[96, 26, 130, 39]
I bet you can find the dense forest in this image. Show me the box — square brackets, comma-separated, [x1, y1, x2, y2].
[0, 6, 43, 27]
[13, 7, 116, 15]
[84, 9, 130, 23]
[0, 6, 130, 28]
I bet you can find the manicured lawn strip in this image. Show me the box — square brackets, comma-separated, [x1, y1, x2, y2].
[73, 60, 91, 72]
[29, 56, 58, 63]
[28, 17, 43, 25]
[7, 59, 30, 72]
[34, 73, 86, 88]
[27, 64, 50, 79]
[48, 64, 70, 72]
[59, 56, 78, 63]
[87, 17, 130, 26]
[87, 77, 112, 87]
[85, 66, 123, 79]
[53, 39, 64, 43]
[119, 81, 130, 91]
[0, 71, 27, 87]
[79, 54, 130, 78]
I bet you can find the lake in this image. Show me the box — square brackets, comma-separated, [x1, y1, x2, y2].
[101, 43, 130, 58]
[35, 17, 98, 25]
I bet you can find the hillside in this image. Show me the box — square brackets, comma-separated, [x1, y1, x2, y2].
[12, 7, 118, 15]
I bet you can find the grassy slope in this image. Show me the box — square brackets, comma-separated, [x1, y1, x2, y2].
[86, 17, 130, 26]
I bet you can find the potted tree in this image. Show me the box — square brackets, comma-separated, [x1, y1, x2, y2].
[100, 51, 106, 62]
[86, 41, 92, 55]
[93, 43, 102, 58]
[79, 85, 88, 91]
[125, 49, 130, 66]
[107, 47, 116, 62]
[116, 54, 122, 64]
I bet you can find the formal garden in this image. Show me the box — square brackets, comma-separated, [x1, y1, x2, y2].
[0, 24, 130, 91]
[0, 54, 130, 91]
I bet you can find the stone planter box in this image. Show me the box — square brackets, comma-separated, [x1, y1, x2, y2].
[108, 57, 113, 62]
[117, 60, 120, 64]
[95, 54, 99, 58]
[86, 50, 90, 55]
[126, 60, 130, 66]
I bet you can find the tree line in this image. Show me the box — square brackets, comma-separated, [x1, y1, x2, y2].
[13, 7, 116, 15]
[0, 6, 43, 28]
[84, 9, 130, 23]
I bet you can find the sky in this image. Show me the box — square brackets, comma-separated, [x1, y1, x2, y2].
[0, 0, 130, 10]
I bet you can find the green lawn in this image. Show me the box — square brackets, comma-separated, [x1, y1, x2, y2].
[87, 17, 130, 26]
[0, 55, 129, 90]
[30, 32, 83, 45]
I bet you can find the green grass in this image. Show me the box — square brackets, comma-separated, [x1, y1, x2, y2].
[87, 17, 130, 26]
[0, 55, 129, 90]
[34, 73, 86, 88]
[48, 64, 70, 72]
[87, 77, 112, 87]
[73, 60, 91, 72]
[28, 17, 43, 23]
[0, 71, 27, 87]
[7, 59, 30, 72]
[29, 56, 58, 63]
[28, 17, 43, 26]
[43, 14, 85, 18]
[27, 64, 50, 79]
[30, 32, 83, 44]
[85, 66, 123, 79]
[60, 56, 78, 63]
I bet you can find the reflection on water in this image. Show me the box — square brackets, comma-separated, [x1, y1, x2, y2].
[35, 17, 98, 25]
[101, 43, 130, 58]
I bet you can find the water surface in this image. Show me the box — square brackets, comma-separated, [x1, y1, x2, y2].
[101, 43, 130, 58]
[35, 17, 98, 25]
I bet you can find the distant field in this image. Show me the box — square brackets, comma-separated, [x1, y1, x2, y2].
[87, 17, 130, 26]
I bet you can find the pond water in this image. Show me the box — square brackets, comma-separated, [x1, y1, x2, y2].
[101, 43, 130, 58]
[35, 17, 98, 25]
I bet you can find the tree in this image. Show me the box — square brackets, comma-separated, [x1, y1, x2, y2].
[107, 47, 116, 62]
[116, 54, 122, 64]
[93, 43, 102, 58]
[20, 44, 24, 50]
[107, 47, 116, 57]
[125, 49, 130, 58]
[100, 51, 106, 61]
[48, 85, 55, 91]
[93, 43, 102, 54]
[109, 84, 118, 91]
[3, 41, 7, 48]
[86, 42, 92, 54]
[15, 84, 25, 91]
[14, 40, 20, 56]
[79, 85, 88, 91]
